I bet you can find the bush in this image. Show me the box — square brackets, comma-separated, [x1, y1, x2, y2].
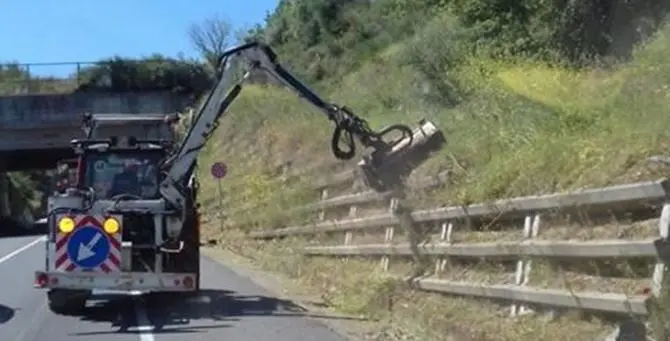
[75, 55, 213, 95]
[397, 12, 472, 107]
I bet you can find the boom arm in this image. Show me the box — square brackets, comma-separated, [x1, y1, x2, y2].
[159, 42, 414, 211]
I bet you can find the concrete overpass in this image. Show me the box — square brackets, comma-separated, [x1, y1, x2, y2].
[0, 91, 191, 171]
[0, 61, 195, 231]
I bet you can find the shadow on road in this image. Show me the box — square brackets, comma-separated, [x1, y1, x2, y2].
[0, 304, 14, 324]
[70, 289, 366, 335]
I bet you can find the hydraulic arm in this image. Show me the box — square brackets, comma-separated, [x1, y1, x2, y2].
[159, 41, 444, 228]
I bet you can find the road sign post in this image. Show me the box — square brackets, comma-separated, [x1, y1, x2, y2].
[210, 162, 228, 231]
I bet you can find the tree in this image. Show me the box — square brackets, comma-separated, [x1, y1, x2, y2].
[74, 55, 213, 95]
[188, 14, 234, 70]
[235, 23, 265, 44]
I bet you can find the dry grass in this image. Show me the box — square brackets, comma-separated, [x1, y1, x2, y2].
[193, 19, 670, 341]
[203, 223, 627, 341]
[200, 199, 660, 340]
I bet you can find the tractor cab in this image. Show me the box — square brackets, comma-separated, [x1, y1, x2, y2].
[71, 113, 181, 199]
[79, 147, 164, 200]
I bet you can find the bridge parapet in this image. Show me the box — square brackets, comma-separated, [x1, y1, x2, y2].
[0, 91, 191, 129]
[0, 90, 192, 166]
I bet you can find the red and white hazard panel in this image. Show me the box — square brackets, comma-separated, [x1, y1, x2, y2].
[53, 214, 122, 273]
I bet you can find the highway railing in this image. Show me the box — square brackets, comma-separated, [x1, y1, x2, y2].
[218, 169, 449, 222]
[247, 178, 670, 318]
[0, 59, 204, 96]
[0, 61, 97, 95]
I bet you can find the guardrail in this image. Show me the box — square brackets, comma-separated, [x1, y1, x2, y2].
[219, 170, 449, 221]
[0, 61, 98, 95]
[247, 178, 670, 319]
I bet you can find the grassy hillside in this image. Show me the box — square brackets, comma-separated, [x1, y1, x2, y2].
[1, 0, 667, 338]
[202, 13, 670, 227]
[195, 3, 670, 341]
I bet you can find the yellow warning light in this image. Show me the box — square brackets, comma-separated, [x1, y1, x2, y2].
[57, 217, 75, 234]
[103, 218, 120, 234]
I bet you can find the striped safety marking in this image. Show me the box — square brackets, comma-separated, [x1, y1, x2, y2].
[53, 215, 122, 273]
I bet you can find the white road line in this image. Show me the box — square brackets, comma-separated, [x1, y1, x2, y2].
[131, 290, 155, 341]
[0, 236, 45, 265]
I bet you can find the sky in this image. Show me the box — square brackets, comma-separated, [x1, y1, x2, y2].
[0, 0, 278, 76]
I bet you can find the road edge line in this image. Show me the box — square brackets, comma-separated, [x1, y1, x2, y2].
[0, 236, 46, 265]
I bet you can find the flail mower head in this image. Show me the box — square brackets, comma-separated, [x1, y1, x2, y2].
[195, 41, 447, 192]
[356, 119, 445, 191]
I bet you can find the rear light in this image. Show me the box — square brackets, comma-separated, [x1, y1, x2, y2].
[183, 276, 194, 289]
[35, 273, 48, 288]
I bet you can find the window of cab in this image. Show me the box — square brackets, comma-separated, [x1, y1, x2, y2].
[82, 150, 163, 200]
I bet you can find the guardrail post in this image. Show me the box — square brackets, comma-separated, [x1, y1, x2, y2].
[25, 64, 32, 93]
[381, 197, 399, 271]
[511, 213, 541, 317]
[435, 221, 454, 275]
[318, 189, 328, 221]
[652, 204, 670, 297]
[650, 203, 670, 339]
[344, 202, 357, 245]
[76, 62, 82, 86]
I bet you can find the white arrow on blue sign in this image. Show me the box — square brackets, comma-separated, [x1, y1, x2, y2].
[66, 226, 110, 269]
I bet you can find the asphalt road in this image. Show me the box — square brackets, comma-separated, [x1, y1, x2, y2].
[0, 235, 350, 341]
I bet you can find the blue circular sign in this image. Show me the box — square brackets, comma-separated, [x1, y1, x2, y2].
[66, 225, 110, 269]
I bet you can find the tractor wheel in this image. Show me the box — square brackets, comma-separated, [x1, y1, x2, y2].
[47, 289, 90, 315]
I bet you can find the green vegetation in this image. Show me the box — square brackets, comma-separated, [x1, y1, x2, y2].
[0, 56, 211, 96]
[0, 63, 77, 95]
[7, 172, 44, 213]
[73, 55, 212, 94]
[194, 2, 670, 340]
[204, 0, 670, 224]
[1, 1, 669, 338]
